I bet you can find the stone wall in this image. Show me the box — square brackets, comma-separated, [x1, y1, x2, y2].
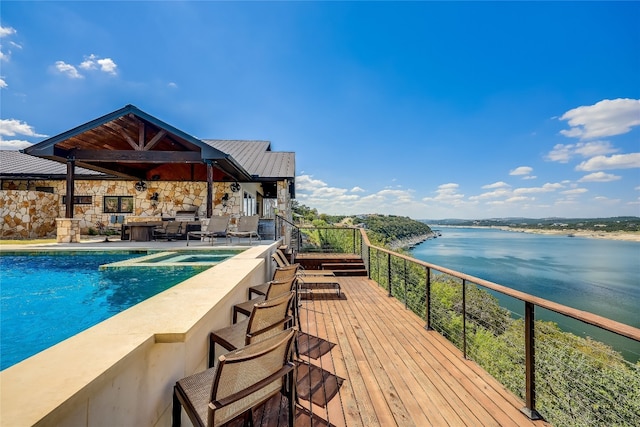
[0, 190, 59, 238]
[1, 179, 292, 238]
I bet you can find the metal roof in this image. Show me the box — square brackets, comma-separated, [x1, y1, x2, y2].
[0, 150, 109, 178]
[203, 140, 295, 179]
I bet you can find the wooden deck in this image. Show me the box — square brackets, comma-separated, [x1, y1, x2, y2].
[247, 276, 551, 426]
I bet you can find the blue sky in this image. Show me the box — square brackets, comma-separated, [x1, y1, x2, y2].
[1, 1, 639, 220]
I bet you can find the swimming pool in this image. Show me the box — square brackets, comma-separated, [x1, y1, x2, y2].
[0, 250, 239, 370]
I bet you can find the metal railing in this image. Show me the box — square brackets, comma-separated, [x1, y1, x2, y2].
[280, 220, 640, 426]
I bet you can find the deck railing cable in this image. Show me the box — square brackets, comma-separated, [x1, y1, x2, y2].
[284, 222, 640, 426]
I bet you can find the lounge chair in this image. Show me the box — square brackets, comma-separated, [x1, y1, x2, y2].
[227, 214, 260, 244]
[186, 215, 229, 246]
[264, 255, 340, 296]
[248, 264, 300, 300]
[272, 250, 335, 277]
[172, 328, 297, 427]
[208, 291, 294, 368]
[232, 276, 297, 323]
[152, 221, 183, 241]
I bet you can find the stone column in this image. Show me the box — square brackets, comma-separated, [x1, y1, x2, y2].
[56, 218, 82, 243]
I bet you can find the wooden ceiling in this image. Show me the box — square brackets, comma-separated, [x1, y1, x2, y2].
[23, 105, 251, 182]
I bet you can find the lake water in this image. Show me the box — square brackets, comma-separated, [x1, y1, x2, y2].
[411, 227, 640, 359]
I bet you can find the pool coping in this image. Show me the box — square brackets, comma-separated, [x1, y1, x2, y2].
[0, 241, 280, 426]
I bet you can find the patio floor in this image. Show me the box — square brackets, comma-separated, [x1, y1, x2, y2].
[242, 276, 551, 427]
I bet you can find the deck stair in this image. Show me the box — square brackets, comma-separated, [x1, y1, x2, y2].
[294, 253, 367, 277]
[321, 262, 367, 276]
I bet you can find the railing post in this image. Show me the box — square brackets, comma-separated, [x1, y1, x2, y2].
[387, 252, 392, 297]
[522, 301, 542, 420]
[366, 243, 371, 279]
[425, 267, 432, 330]
[352, 228, 356, 254]
[403, 259, 408, 309]
[462, 279, 467, 359]
[376, 249, 380, 285]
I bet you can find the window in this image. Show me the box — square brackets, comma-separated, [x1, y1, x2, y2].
[243, 192, 256, 215]
[104, 196, 134, 213]
[62, 195, 93, 204]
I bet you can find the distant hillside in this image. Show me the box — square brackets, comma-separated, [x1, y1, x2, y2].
[321, 213, 433, 248]
[421, 217, 640, 232]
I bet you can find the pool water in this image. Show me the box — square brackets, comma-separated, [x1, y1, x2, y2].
[0, 251, 231, 370]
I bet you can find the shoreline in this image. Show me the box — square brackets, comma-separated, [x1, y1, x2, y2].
[433, 225, 640, 243]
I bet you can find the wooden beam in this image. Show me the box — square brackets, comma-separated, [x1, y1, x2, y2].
[138, 121, 145, 150]
[144, 129, 166, 151]
[119, 128, 139, 150]
[72, 149, 202, 163]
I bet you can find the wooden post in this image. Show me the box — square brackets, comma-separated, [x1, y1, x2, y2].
[65, 157, 75, 218]
[206, 160, 213, 218]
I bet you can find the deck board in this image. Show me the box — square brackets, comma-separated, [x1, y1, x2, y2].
[298, 276, 549, 427]
[250, 275, 550, 427]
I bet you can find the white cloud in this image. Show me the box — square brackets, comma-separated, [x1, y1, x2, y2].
[0, 117, 46, 149]
[79, 54, 118, 75]
[0, 118, 47, 138]
[559, 98, 640, 140]
[505, 196, 532, 203]
[0, 25, 18, 63]
[55, 61, 84, 79]
[378, 188, 414, 202]
[0, 26, 16, 38]
[0, 78, 6, 88]
[509, 166, 533, 176]
[561, 188, 588, 195]
[575, 153, 640, 171]
[482, 181, 510, 189]
[423, 183, 465, 204]
[295, 174, 429, 216]
[56, 54, 118, 79]
[546, 141, 618, 163]
[469, 188, 511, 201]
[513, 183, 563, 195]
[578, 172, 621, 183]
[97, 58, 118, 75]
[592, 196, 621, 205]
[168, 82, 178, 89]
[0, 138, 32, 150]
[296, 174, 328, 192]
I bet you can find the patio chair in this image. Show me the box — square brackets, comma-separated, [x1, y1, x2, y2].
[208, 290, 295, 368]
[153, 221, 183, 241]
[186, 215, 229, 246]
[173, 328, 297, 427]
[233, 276, 297, 323]
[273, 255, 341, 297]
[273, 250, 335, 277]
[248, 264, 300, 300]
[227, 214, 260, 244]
